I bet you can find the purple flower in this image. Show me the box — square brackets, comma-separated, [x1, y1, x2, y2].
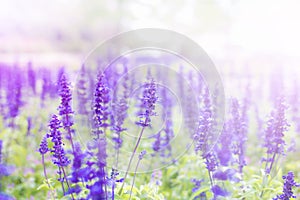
[66, 185, 81, 195]
[213, 169, 237, 182]
[191, 179, 206, 199]
[38, 136, 48, 155]
[204, 152, 218, 172]
[0, 140, 14, 178]
[69, 143, 86, 185]
[154, 87, 174, 158]
[230, 98, 247, 173]
[47, 115, 70, 167]
[86, 138, 108, 200]
[0, 140, 2, 163]
[136, 79, 158, 127]
[211, 185, 229, 198]
[58, 74, 76, 152]
[215, 123, 233, 166]
[93, 72, 111, 135]
[139, 150, 147, 160]
[40, 69, 51, 105]
[273, 172, 300, 200]
[27, 62, 36, 94]
[112, 98, 128, 150]
[76, 65, 89, 115]
[58, 74, 74, 128]
[152, 132, 161, 153]
[194, 87, 213, 154]
[263, 96, 289, 174]
[6, 66, 23, 124]
[0, 193, 14, 200]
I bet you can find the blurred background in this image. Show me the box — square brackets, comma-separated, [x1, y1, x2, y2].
[0, 0, 299, 78]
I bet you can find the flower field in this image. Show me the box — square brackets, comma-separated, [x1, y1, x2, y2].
[0, 57, 300, 200]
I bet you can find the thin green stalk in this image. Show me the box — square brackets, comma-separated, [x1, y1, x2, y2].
[129, 158, 142, 200]
[65, 114, 75, 153]
[42, 155, 55, 200]
[119, 126, 146, 195]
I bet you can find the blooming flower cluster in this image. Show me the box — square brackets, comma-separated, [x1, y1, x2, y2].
[273, 172, 300, 200]
[136, 79, 158, 127]
[263, 97, 289, 174]
[47, 115, 70, 167]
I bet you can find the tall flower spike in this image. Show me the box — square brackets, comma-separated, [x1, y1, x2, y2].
[136, 79, 158, 127]
[27, 62, 36, 94]
[6, 66, 23, 126]
[47, 115, 70, 167]
[86, 138, 108, 200]
[215, 122, 233, 166]
[160, 87, 174, 158]
[194, 86, 213, 154]
[120, 79, 158, 194]
[112, 97, 128, 168]
[230, 98, 247, 173]
[58, 74, 75, 152]
[68, 143, 86, 195]
[93, 72, 110, 137]
[58, 74, 74, 127]
[263, 96, 289, 174]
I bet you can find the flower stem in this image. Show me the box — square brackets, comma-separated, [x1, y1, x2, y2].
[119, 126, 146, 195]
[58, 167, 66, 195]
[65, 114, 75, 153]
[42, 155, 50, 188]
[61, 166, 75, 200]
[129, 158, 142, 200]
[42, 155, 55, 200]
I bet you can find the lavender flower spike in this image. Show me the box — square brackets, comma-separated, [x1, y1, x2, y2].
[120, 79, 158, 194]
[58, 74, 75, 152]
[263, 96, 289, 174]
[47, 115, 70, 167]
[136, 79, 158, 127]
[273, 172, 300, 200]
[93, 72, 110, 138]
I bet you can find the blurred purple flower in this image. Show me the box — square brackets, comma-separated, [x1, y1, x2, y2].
[112, 98, 128, 150]
[230, 98, 247, 173]
[27, 62, 36, 94]
[0, 193, 14, 200]
[211, 185, 229, 198]
[204, 152, 218, 172]
[194, 87, 213, 154]
[86, 138, 108, 200]
[215, 123, 233, 166]
[263, 96, 289, 174]
[76, 65, 89, 115]
[5, 66, 23, 125]
[69, 143, 86, 186]
[0, 140, 2, 164]
[191, 179, 206, 199]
